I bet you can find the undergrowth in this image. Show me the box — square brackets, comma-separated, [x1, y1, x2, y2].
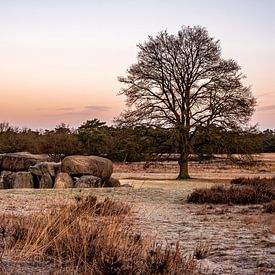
[188, 177, 275, 205]
[263, 200, 275, 213]
[0, 195, 201, 274]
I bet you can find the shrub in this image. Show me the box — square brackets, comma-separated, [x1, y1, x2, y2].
[263, 200, 275, 213]
[187, 184, 272, 205]
[230, 177, 249, 185]
[188, 177, 275, 205]
[231, 176, 275, 186]
[231, 177, 275, 200]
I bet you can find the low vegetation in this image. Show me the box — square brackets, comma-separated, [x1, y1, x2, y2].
[193, 241, 211, 260]
[0, 195, 200, 274]
[231, 177, 275, 191]
[187, 177, 275, 205]
[263, 200, 275, 213]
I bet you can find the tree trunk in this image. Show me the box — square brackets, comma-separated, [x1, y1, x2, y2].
[177, 152, 190, 179]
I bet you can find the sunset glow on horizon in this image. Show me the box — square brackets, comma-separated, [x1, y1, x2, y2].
[0, 0, 274, 130]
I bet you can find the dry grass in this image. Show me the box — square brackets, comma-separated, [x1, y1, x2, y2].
[0, 195, 200, 274]
[193, 241, 211, 260]
[231, 176, 275, 185]
[263, 200, 275, 213]
[231, 177, 275, 197]
[187, 177, 275, 205]
[187, 185, 272, 204]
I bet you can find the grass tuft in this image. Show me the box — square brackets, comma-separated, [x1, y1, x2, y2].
[193, 241, 211, 260]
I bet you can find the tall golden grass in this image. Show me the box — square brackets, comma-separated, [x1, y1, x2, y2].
[0, 195, 201, 274]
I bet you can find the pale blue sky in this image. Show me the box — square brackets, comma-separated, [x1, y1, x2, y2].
[0, 0, 274, 129]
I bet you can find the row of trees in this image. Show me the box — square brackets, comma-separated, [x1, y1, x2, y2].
[0, 120, 274, 162]
[0, 120, 175, 162]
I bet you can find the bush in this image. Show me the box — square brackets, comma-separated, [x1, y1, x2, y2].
[187, 177, 275, 205]
[187, 184, 273, 205]
[263, 200, 275, 213]
[231, 177, 275, 200]
[231, 176, 275, 186]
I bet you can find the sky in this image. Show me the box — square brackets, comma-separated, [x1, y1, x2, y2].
[0, 0, 274, 130]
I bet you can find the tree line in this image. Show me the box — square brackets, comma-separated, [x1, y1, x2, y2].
[0, 120, 274, 162]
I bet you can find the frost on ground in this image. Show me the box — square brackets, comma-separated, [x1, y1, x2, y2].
[0, 154, 274, 274]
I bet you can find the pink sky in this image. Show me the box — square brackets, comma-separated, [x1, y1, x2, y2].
[0, 0, 274, 130]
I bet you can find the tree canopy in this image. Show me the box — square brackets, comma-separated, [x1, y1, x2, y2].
[117, 26, 256, 179]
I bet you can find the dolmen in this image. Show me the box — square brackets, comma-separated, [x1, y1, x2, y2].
[0, 152, 120, 189]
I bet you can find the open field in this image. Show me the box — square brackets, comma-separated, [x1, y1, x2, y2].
[113, 153, 275, 181]
[0, 154, 275, 274]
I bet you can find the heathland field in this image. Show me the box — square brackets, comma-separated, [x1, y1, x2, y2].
[0, 154, 274, 274]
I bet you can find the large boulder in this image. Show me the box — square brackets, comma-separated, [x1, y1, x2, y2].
[0, 154, 4, 168]
[39, 173, 54, 188]
[0, 171, 15, 189]
[29, 162, 60, 189]
[1, 152, 51, 172]
[54, 172, 74, 189]
[29, 162, 61, 177]
[13, 172, 34, 188]
[75, 175, 103, 188]
[103, 177, 121, 187]
[61, 156, 113, 180]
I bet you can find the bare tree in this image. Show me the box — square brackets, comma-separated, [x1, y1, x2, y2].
[117, 26, 256, 179]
